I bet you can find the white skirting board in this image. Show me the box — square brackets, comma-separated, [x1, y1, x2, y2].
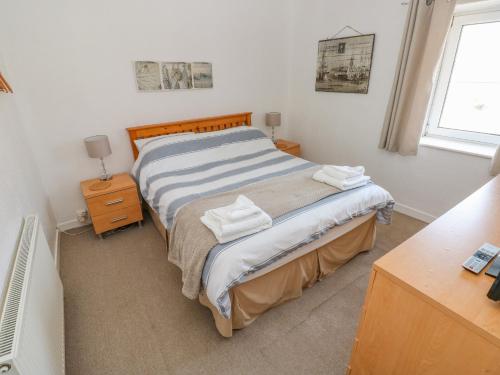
[56, 218, 87, 232]
[393, 202, 436, 223]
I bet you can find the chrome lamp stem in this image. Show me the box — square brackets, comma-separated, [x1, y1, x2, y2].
[99, 157, 112, 181]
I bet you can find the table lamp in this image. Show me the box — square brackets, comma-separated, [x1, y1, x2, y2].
[265, 112, 281, 143]
[84, 135, 112, 191]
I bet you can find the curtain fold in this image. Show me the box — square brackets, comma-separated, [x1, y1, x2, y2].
[379, 0, 456, 155]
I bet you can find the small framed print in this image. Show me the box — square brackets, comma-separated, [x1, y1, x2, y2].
[135, 61, 162, 91]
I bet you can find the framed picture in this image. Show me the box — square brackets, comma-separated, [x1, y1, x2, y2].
[134, 61, 213, 91]
[315, 34, 375, 94]
[135, 61, 162, 91]
[192, 62, 213, 88]
[161, 62, 193, 90]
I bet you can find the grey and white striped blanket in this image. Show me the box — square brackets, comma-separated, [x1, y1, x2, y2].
[132, 127, 314, 230]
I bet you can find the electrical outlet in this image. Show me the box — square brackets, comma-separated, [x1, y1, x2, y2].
[76, 209, 89, 224]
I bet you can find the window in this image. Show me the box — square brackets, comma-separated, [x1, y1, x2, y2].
[426, 10, 500, 145]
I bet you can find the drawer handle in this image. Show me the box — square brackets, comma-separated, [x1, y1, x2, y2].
[105, 198, 124, 206]
[110, 215, 128, 223]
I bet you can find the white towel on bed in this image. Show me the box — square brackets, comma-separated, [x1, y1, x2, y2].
[201, 195, 272, 244]
[322, 165, 365, 180]
[207, 195, 262, 222]
[313, 170, 370, 191]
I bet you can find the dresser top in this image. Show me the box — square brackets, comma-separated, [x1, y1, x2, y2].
[275, 139, 299, 150]
[375, 176, 500, 346]
[80, 172, 136, 199]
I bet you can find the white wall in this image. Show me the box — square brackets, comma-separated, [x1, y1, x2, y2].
[0, 56, 56, 298]
[1, 0, 494, 229]
[1, 0, 292, 225]
[287, 0, 493, 220]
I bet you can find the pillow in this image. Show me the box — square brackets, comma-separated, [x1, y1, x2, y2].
[134, 132, 194, 151]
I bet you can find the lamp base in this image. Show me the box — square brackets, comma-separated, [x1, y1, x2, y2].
[89, 180, 112, 191]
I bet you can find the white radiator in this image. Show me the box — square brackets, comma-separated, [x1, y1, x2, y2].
[0, 215, 65, 375]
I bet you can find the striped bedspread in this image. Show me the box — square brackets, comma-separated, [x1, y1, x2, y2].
[132, 126, 394, 318]
[132, 127, 313, 230]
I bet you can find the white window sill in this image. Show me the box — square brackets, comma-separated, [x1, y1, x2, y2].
[419, 136, 496, 159]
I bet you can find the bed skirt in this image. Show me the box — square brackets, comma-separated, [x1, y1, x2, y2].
[144, 202, 376, 337]
[198, 215, 376, 337]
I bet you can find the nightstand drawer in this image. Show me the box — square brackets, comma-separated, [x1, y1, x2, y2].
[92, 204, 143, 234]
[86, 188, 140, 217]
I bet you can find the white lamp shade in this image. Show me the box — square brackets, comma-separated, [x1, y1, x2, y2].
[84, 135, 111, 159]
[490, 144, 500, 176]
[265, 112, 281, 127]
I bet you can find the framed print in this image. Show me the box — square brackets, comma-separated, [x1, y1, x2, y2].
[192, 62, 213, 89]
[315, 34, 375, 94]
[161, 62, 193, 90]
[135, 60, 213, 91]
[135, 61, 162, 91]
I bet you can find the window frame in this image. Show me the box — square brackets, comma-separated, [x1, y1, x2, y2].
[425, 10, 500, 145]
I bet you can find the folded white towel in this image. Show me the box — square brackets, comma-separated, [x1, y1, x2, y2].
[322, 165, 365, 180]
[201, 195, 272, 244]
[201, 213, 272, 244]
[313, 170, 370, 190]
[207, 195, 261, 222]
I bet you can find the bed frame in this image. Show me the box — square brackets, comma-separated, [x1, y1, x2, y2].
[126, 112, 252, 160]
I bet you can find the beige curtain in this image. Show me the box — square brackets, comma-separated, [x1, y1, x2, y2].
[379, 0, 456, 155]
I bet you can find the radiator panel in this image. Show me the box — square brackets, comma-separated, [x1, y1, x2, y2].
[0, 216, 65, 375]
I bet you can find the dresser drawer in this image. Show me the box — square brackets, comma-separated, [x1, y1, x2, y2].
[86, 188, 140, 217]
[92, 204, 143, 234]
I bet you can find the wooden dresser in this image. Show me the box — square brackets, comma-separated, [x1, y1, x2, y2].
[81, 173, 143, 238]
[348, 176, 500, 375]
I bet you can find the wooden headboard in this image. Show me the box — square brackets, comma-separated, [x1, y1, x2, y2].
[126, 112, 252, 159]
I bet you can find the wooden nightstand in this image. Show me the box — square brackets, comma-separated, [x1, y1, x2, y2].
[80, 173, 143, 238]
[275, 139, 301, 157]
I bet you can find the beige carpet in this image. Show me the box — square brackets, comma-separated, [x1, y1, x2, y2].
[61, 211, 425, 375]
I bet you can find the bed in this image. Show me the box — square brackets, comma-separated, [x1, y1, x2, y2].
[127, 112, 394, 337]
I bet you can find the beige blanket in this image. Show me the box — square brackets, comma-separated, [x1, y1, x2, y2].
[168, 166, 341, 299]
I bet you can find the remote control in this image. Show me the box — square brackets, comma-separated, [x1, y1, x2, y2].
[462, 243, 499, 274]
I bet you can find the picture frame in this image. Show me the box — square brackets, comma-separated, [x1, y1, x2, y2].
[134, 61, 213, 92]
[192, 62, 213, 89]
[315, 34, 375, 94]
[161, 62, 193, 90]
[135, 61, 162, 91]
